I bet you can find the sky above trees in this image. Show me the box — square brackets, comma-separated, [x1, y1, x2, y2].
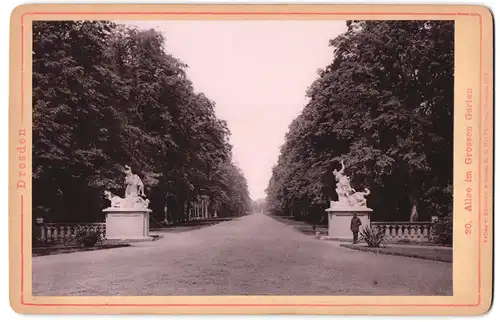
[123, 20, 347, 199]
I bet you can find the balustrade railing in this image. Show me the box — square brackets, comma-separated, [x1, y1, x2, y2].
[371, 222, 433, 243]
[34, 223, 106, 244]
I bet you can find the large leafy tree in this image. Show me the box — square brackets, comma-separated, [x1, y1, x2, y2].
[267, 20, 453, 223]
[33, 21, 251, 223]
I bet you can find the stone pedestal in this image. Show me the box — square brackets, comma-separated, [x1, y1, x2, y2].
[325, 206, 373, 240]
[103, 208, 153, 241]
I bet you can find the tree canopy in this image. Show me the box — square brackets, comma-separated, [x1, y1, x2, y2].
[33, 21, 251, 223]
[266, 21, 454, 223]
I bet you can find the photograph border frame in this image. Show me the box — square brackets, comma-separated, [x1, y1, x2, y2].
[9, 4, 493, 315]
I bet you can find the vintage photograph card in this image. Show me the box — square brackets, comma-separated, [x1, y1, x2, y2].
[9, 4, 493, 315]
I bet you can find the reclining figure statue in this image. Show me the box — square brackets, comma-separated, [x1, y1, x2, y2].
[347, 188, 370, 208]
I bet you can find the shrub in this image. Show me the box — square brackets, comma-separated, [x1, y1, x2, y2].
[74, 230, 99, 247]
[32, 226, 44, 247]
[432, 213, 453, 245]
[359, 226, 387, 248]
[82, 231, 99, 247]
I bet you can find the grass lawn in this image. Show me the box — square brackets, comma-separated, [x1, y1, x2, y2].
[32, 235, 162, 256]
[267, 214, 328, 236]
[33, 243, 130, 257]
[150, 217, 237, 233]
[340, 244, 452, 263]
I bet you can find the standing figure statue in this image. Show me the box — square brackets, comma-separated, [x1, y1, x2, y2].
[332, 160, 354, 205]
[124, 165, 145, 198]
[103, 165, 149, 209]
[332, 160, 354, 193]
[331, 159, 370, 208]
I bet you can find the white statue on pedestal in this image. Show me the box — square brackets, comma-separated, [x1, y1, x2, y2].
[331, 160, 370, 209]
[104, 165, 150, 209]
[124, 165, 145, 199]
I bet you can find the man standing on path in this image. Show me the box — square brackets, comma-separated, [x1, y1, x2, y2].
[350, 213, 362, 244]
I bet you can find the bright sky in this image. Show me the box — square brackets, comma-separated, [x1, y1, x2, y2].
[125, 20, 347, 200]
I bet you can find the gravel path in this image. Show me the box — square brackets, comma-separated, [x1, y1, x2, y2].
[32, 213, 452, 296]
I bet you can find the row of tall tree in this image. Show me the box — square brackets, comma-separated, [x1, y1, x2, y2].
[33, 21, 251, 223]
[266, 21, 454, 224]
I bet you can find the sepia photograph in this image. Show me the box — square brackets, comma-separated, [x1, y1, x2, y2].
[29, 18, 456, 297]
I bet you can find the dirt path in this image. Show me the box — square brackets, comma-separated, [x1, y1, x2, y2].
[32, 213, 452, 296]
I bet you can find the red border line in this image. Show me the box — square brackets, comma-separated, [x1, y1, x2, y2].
[23, 12, 475, 16]
[477, 13, 483, 306]
[21, 11, 483, 308]
[21, 195, 25, 303]
[21, 18, 24, 123]
[21, 303, 477, 307]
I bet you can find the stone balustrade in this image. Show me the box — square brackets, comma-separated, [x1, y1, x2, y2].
[371, 222, 433, 243]
[35, 223, 106, 244]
